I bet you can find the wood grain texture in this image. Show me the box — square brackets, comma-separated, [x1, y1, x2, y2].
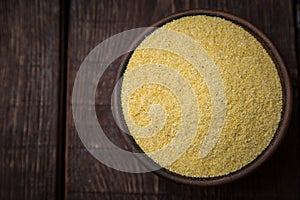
[66, 0, 299, 200]
[0, 0, 60, 199]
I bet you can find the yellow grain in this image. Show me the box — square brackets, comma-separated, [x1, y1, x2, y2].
[121, 16, 282, 177]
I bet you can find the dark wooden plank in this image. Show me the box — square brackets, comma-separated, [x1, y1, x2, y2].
[66, 1, 161, 198]
[0, 0, 61, 199]
[66, 0, 299, 199]
[67, 193, 193, 200]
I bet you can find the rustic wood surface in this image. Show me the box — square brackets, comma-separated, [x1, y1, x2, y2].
[0, 0, 61, 199]
[1, 0, 299, 199]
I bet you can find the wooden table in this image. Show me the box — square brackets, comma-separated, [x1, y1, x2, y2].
[1, 0, 299, 199]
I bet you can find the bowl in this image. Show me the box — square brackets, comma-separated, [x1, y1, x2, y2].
[113, 9, 292, 185]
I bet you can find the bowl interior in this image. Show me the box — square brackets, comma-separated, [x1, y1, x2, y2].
[112, 9, 293, 186]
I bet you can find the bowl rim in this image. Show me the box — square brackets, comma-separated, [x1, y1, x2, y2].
[113, 9, 293, 186]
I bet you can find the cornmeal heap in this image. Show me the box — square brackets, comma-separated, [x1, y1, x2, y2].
[121, 15, 282, 177]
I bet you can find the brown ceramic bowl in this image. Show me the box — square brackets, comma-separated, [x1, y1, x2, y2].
[113, 9, 293, 185]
